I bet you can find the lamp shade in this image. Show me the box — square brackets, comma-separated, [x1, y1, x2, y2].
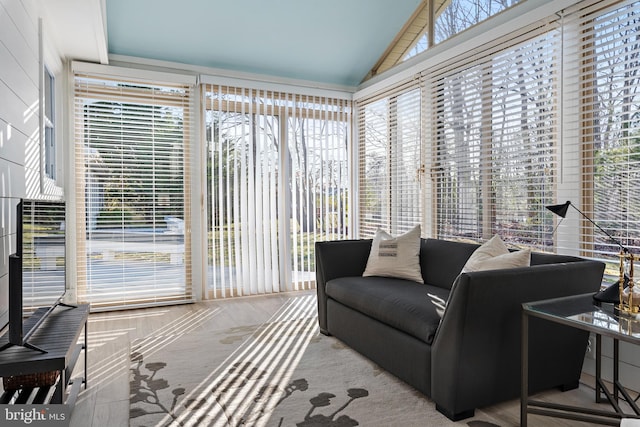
[546, 201, 571, 218]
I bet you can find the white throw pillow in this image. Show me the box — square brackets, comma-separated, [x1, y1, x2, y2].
[467, 248, 531, 271]
[461, 234, 509, 273]
[363, 225, 423, 283]
[462, 234, 530, 273]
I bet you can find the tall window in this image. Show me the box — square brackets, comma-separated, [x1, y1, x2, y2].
[204, 85, 351, 298]
[74, 74, 193, 310]
[357, 86, 422, 237]
[561, 0, 640, 271]
[359, 0, 640, 262]
[359, 9, 560, 249]
[431, 30, 559, 248]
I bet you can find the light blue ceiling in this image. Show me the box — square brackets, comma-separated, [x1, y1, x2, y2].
[106, 0, 422, 87]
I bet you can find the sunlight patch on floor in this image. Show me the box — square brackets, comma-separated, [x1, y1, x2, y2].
[168, 294, 317, 427]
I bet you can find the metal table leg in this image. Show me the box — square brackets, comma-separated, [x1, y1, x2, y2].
[521, 310, 529, 427]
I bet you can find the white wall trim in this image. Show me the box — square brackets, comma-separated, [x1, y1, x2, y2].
[95, 0, 109, 64]
[71, 60, 198, 86]
[199, 74, 354, 100]
[108, 54, 356, 99]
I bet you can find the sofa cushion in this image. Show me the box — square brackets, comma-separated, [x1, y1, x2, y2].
[325, 276, 448, 344]
[363, 225, 423, 283]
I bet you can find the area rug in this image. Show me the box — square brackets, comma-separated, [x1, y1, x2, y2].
[129, 294, 504, 426]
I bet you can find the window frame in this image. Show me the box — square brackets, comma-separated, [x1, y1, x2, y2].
[357, 84, 423, 238]
[43, 66, 55, 181]
[36, 17, 64, 197]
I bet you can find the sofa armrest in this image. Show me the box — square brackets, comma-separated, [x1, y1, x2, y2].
[315, 239, 372, 333]
[430, 259, 605, 418]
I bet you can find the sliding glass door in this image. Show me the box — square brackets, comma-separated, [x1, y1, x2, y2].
[204, 85, 351, 297]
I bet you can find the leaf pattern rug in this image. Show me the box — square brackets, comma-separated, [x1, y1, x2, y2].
[129, 294, 503, 426]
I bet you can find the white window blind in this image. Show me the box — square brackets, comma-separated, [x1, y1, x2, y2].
[427, 24, 559, 248]
[558, 0, 640, 270]
[357, 82, 422, 238]
[358, 19, 561, 247]
[74, 74, 193, 310]
[22, 200, 66, 312]
[357, 0, 640, 261]
[204, 85, 351, 298]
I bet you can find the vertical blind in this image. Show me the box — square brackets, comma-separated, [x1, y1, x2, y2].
[74, 74, 193, 310]
[204, 84, 351, 298]
[357, 81, 422, 238]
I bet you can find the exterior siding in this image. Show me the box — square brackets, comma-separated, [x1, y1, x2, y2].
[0, 0, 40, 326]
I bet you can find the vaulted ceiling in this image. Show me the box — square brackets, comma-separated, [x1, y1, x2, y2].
[39, 0, 426, 88]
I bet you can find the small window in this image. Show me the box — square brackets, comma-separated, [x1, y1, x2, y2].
[44, 67, 55, 180]
[404, 34, 428, 61]
[403, 0, 524, 61]
[435, 0, 523, 44]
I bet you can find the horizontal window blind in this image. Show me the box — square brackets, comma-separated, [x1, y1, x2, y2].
[74, 74, 193, 310]
[357, 0, 640, 264]
[22, 200, 66, 312]
[428, 25, 560, 248]
[560, 0, 640, 272]
[204, 84, 351, 298]
[357, 81, 422, 238]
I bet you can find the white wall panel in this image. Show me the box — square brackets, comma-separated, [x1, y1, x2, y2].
[0, 0, 38, 49]
[0, 159, 26, 199]
[0, 0, 39, 206]
[0, 0, 66, 323]
[0, 44, 38, 110]
[0, 118, 29, 166]
[0, 2, 38, 74]
[0, 80, 37, 139]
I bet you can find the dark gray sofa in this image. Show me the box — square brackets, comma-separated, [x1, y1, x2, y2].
[315, 237, 605, 421]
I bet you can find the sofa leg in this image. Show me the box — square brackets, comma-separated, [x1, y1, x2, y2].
[560, 380, 579, 392]
[320, 328, 331, 336]
[436, 404, 474, 421]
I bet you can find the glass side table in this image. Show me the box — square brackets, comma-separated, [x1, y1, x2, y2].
[522, 293, 640, 426]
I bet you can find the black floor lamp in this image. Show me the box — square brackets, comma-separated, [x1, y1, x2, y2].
[545, 201, 629, 305]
